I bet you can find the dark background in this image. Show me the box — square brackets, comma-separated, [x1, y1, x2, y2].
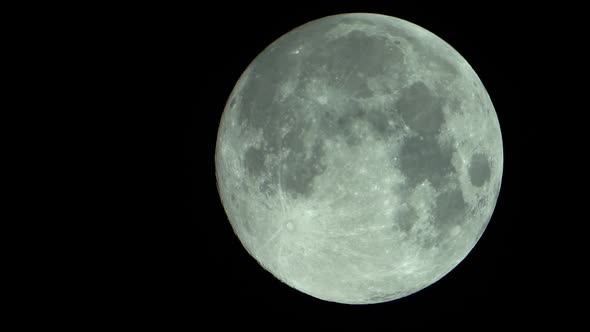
[173, 0, 526, 327]
[8, 0, 565, 327]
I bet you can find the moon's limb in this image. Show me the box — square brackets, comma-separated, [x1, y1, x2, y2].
[215, 13, 503, 304]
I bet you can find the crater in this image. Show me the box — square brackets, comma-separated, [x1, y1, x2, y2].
[429, 54, 459, 77]
[469, 153, 491, 187]
[364, 292, 396, 304]
[228, 96, 237, 109]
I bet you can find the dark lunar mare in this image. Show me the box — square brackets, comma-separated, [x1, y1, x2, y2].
[394, 82, 468, 242]
[237, 16, 471, 248]
[239, 21, 408, 199]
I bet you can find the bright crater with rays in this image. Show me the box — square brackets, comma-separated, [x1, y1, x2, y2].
[215, 13, 503, 304]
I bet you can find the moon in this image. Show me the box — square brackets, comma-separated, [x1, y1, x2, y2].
[215, 13, 503, 304]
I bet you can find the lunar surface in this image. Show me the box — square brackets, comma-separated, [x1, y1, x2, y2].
[215, 13, 503, 304]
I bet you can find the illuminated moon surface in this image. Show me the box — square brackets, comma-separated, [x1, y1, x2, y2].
[215, 13, 503, 304]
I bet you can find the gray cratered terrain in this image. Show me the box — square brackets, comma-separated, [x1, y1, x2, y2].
[215, 13, 503, 304]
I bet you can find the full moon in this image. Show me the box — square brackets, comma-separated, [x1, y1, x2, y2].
[215, 13, 503, 304]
